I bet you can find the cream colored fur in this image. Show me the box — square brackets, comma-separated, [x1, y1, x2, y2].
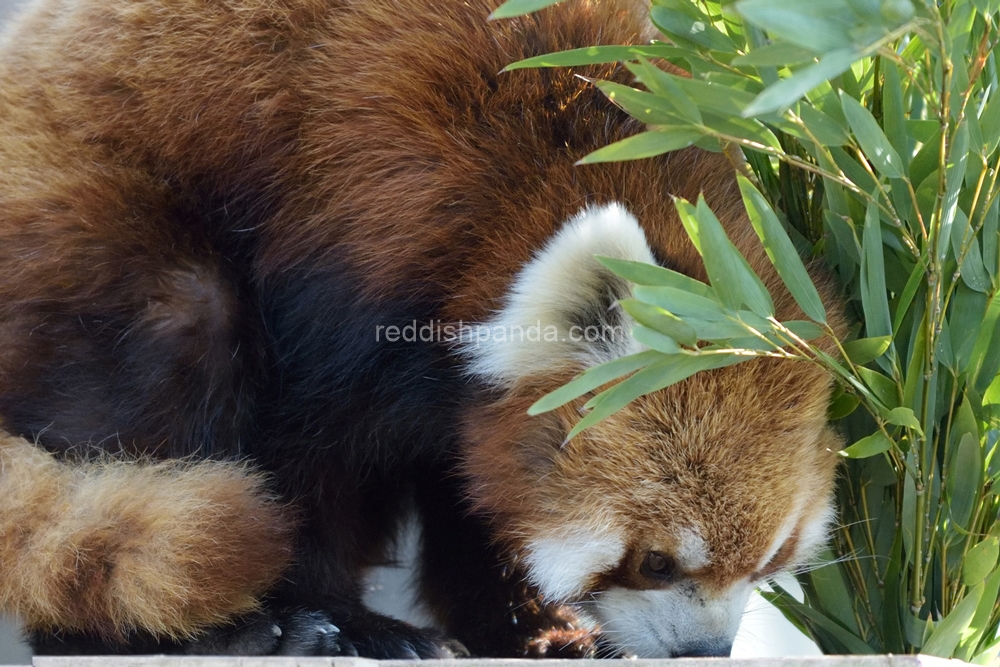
[464, 203, 651, 386]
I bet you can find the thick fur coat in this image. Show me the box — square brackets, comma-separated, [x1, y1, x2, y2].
[0, 0, 846, 658]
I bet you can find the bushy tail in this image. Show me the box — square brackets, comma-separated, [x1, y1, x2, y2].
[0, 433, 293, 640]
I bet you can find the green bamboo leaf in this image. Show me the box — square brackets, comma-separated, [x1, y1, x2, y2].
[982, 197, 997, 283]
[743, 48, 861, 117]
[892, 258, 925, 336]
[596, 257, 715, 297]
[948, 433, 982, 530]
[489, 0, 565, 19]
[631, 324, 681, 354]
[962, 538, 999, 587]
[839, 92, 906, 178]
[950, 208, 991, 293]
[577, 128, 704, 164]
[627, 59, 703, 122]
[861, 200, 893, 339]
[503, 44, 687, 70]
[763, 585, 876, 654]
[632, 285, 728, 321]
[922, 582, 985, 658]
[528, 350, 662, 415]
[882, 61, 910, 169]
[674, 198, 703, 254]
[701, 113, 783, 150]
[843, 336, 892, 365]
[736, 0, 856, 52]
[884, 407, 924, 435]
[828, 392, 861, 420]
[881, 529, 907, 654]
[732, 42, 819, 66]
[937, 121, 969, 264]
[738, 175, 827, 323]
[980, 89, 1000, 155]
[593, 81, 686, 126]
[840, 431, 893, 458]
[807, 555, 862, 636]
[649, 6, 736, 52]
[782, 320, 824, 341]
[857, 366, 900, 409]
[565, 353, 744, 440]
[968, 292, 1000, 392]
[692, 195, 774, 317]
[958, 564, 1000, 662]
[620, 300, 698, 347]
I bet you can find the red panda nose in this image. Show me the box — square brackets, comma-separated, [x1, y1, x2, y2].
[674, 639, 733, 657]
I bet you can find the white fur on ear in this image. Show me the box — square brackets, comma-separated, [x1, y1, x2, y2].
[464, 203, 654, 386]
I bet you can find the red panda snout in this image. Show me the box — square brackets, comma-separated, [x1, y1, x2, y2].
[588, 580, 752, 658]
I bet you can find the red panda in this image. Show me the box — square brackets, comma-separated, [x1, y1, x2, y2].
[0, 0, 847, 659]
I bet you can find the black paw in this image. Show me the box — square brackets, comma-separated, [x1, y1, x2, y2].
[275, 608, 468, 659]
[179, 611, 285, 655]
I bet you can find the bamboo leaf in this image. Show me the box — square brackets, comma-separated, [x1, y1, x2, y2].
[962, 538, 999, 587]
[948, 433, 982, 530]
[885, 407, 924, 435]
[922, 582, 985, 658]
[592, 80, 687, 126]
[840, 92, 906, 178]
[743, 48, 861, 117]
[828, 392, 862, 420]
[949, 208, 991, 293]
[565, 353, 744, 440]
[958, 564, 1000, 662]
[840, 431, 893, 458]
[738, 175, 827, 323]
[782, 320, 824, 341]
[736, 0, 856, 53]
[843, 336, 892, 365]
[732, 42, 819, 66]
[489, 0, 565, 19]
[577, 128, 704, 164]
[763, 585, 876, 654]
[528, 350, 662, 415]
[692, 195, 775, 317]
[620, 300, 698, 347]
[861, 200, 893, 340]
[937, 121, 969, 264]
[596, 257, 716, 297]
[882, 60, 910, 169]
[968, 292, 1000, 393]
[625, 58, 702, 123]
[503, 44, 687, 70]
[857, 366, 900, 409]
[649, 6, 736, 52]
[631, 324, 681, 354]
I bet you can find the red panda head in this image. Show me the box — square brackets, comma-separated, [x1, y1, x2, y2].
[462, 204, 841, 658]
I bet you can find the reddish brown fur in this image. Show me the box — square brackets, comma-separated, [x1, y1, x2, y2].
[0, 432, 292, 639]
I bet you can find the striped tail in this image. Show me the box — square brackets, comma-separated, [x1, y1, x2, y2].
[0, 432, 293, 640]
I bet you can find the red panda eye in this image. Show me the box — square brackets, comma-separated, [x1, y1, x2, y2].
[641, 551, 677, 580]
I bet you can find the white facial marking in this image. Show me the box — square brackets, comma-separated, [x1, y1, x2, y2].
[791, 500, 837, 566]
[588, 581, 753, 658]
[463, 203, 653, 386]
[756, 505, 802, 572]
[675, 525, 710, 571]
[523, 524, 625, 603]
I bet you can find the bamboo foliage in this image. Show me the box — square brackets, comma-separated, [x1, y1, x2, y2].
[496, 0, 1000, 660]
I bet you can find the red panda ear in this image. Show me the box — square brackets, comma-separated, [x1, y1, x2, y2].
[463, 203, 652, 387]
